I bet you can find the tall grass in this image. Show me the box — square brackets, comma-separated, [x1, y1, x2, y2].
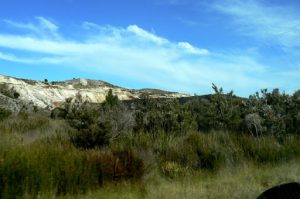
[0, 140, 99, 198]
[0, 138, 144, 198]
[37, 158, 300, 199]
[1, 113, 300, 198]
[111, 130, 300, 179]
[0, 115, 144, 198]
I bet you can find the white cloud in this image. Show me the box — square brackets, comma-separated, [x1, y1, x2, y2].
[35, 17, 59, 34]
[3, 19, 37, 32]
[0, 17, 278, 96]
[0, 51, 64, 64]
[212, 0, 300, 48]
[0, 52, 28, 63]
[178, 42, 209, 55]
[4, 17, 60, 39]
[82, 21, 102, 30]
[127, 25, 168, 45]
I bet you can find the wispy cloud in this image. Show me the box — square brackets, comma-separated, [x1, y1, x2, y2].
[0, 17, 288, 95]
[212, 0, 300, 48]
[178, 42, 209, 55]
[127, 25, 168, 45]
[0, 51, 63, 64]
[4, 17, 61, 39]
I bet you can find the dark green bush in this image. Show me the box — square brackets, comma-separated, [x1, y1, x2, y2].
[103, 89, 120, 108]
[66, 91, 133, 148]
[95, 149, 144, 181]
[112, 149, 144, 180]
[185, 133, 226, 170]
[70, 121, 112, 149]
[65, 98, 111, 149]
[0, 84, 20, 99]
[0, 108, 11, 121]
[133, 99, 197, 135]
[161, 133, 227, 172]
[50, 107, 67, 119]
[13, 92, 20, 99]
[237, 135, 296, 164]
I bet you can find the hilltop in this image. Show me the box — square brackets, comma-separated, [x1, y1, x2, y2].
[0, 74, 190, 111]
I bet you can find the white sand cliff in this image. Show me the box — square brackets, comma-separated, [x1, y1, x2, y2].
[0, 74, 190, 110]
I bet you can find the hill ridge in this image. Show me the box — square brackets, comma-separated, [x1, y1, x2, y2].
[0, 74, 190, 111]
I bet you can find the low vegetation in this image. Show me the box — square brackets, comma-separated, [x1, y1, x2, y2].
[0, 84, 20, 99]
[1, 86, 300, 198]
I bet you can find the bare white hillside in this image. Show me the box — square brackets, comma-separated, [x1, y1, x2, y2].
[0, 75, 190, 110]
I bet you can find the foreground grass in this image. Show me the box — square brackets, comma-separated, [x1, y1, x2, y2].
[36, 159, 300, 199]
[2, 114, 300, 198]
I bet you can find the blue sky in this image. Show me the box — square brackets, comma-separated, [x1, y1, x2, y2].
[0, 0, 300, 96]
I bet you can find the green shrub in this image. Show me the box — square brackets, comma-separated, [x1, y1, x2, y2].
[103, 89, 120, 108]
[112, 149, 144, 180]
[86, 148, 144, 181]
[0, 108, 11, 121]
[0, 84, 20, 99]
[160, 132, 228, 172]
[196, 148, 226, 170]
[65, 97, 114, 149]
[238, 136, 292, 164]
[50, 107, 67, 119]
[133, 99, 197, 135]
[13, 92, 20, 99]
[70, 121, 112, 149]
[185, 133, 227, 170]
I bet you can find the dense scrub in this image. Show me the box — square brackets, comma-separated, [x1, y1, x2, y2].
[130, 85, 300, 136]
[1, 86, 300, 198]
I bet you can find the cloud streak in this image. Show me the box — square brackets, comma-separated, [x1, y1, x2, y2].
[0, 17, 292, 96]
[212, 0, 300, 48]
[4, 17, 61, 39]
